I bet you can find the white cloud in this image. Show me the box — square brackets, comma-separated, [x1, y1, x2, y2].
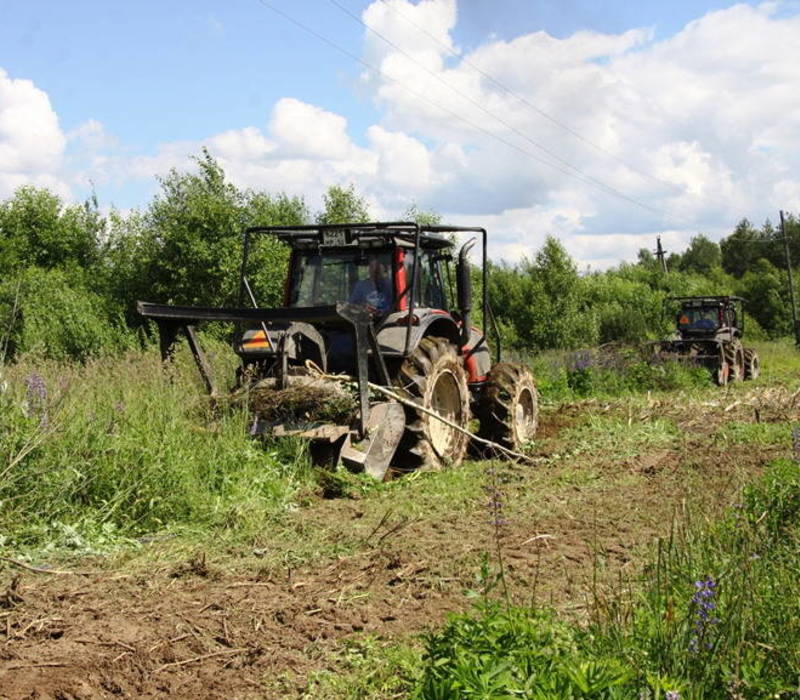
[347, 0, 800, 266]
[269, 98, 356, 160]
[0, 68, 68, 198]
[3, 2, 800, 270]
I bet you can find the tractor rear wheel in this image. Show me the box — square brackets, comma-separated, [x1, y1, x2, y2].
[722, 343, 744, 382]
[476, 363, 539, 452]
[392, 336, 471, 472]
[744, 348, 760, 380]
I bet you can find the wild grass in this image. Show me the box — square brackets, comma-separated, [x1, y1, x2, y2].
[715, 420, 788, 446]
[529, 346, 709, 403]
[561, 414, 680, 459]
[0, 342, 316, 555]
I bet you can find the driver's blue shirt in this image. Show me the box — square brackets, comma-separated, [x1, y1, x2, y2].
[349, 277, 393, 313]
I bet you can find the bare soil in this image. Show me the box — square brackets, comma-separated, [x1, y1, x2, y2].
[0, 391, 791, 699]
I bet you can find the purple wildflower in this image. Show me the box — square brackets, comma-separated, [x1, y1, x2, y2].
[485, 470, 508, 528]
[688, 576, 720, 652]
[568, 349, 593, 372]
[24, 373, 48, 427]
[665, 692, 680, 700]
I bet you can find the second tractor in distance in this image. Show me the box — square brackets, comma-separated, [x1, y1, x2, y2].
[652, 295, 760, 386]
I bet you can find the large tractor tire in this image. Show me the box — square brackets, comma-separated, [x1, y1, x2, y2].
[392, 336, 471, 472]
[744, 348, 760, 380]
[722, 342, 744, 382]
[476, 363, 538, 453]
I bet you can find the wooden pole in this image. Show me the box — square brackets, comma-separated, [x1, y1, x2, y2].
[655, 235, 668, 273]
[780, 210, 800, 346]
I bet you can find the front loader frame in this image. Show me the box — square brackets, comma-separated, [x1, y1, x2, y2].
[137, 301, 388, 438]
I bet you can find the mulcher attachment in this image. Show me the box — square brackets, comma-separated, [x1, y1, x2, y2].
[339, 402, 406, 480]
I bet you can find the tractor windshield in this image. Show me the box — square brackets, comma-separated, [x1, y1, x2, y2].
[678, 306, 721, 331]
[290, 250, 394, 313]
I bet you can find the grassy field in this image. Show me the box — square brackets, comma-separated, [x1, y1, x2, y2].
[0, 339, 798, 698]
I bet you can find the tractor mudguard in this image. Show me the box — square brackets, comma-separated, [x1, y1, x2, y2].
[375, 309, 461, 356]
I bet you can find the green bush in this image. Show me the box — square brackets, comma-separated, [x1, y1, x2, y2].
[415, 604, 632, 699]
[0, 267, 134, 361]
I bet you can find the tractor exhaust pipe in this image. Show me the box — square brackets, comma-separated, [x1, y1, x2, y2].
[457, 238, 476, 346]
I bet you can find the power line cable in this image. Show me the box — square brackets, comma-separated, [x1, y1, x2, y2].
[328, 0, 665, 214]
[256, 0, 681, 220]
[377, 0, 678, 192]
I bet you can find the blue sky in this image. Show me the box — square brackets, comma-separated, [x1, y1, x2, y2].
[1, 0, 765, 142]
[1, 0, 799, 266]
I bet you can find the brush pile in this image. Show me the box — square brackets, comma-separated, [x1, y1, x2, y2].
[246, 377, 358, 426]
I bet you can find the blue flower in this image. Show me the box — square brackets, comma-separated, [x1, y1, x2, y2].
[24, 373, 48, 427]
[689, 576, 719, 652]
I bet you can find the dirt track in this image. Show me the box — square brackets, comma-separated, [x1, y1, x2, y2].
[0, 394, 790, 699]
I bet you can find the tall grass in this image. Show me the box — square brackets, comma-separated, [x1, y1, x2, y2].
[528, 345, 709, 402]
[0, 344, 313, 553]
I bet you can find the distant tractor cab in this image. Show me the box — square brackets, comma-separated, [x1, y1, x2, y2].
[138, 222, 539, 479]
[653, 296, 760, 385]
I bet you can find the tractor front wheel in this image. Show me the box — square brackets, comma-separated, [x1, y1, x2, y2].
[392, 337, 471, 472]
[476, 363, 539, 453]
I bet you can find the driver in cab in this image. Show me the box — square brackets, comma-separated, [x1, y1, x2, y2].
[349, 256, 393, 315]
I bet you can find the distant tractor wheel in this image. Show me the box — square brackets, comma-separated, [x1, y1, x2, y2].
[392, 336, 471, 472]
[722, 343, 744, 382]
[476, 363, 539, 453]
[715, 347, 729, 387]
[744, 349, 760, 380]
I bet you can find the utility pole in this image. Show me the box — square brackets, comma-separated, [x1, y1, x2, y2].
[654, 235, 668, 273]
[779, 210, 800, 346]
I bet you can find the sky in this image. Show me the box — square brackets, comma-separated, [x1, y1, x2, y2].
[1, 0, 799, 268]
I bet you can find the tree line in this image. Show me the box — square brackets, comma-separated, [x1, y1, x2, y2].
[1, 150, 797, 360]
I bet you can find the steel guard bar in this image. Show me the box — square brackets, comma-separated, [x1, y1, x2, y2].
[137, 300, 388, 438]
[137, 301, 356, 326]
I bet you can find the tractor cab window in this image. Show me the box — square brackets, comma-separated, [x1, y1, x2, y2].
[402, 248, 449, 310]
[678, 306, 720, 331]
[290, 250, 394, 314]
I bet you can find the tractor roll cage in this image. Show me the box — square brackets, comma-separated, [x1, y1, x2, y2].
[239, 221, 500, 361]
[666, 295, 747, 304]
[664, 295, 748, 332]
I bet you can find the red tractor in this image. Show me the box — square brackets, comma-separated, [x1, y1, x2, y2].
[138, 222, 538, 478]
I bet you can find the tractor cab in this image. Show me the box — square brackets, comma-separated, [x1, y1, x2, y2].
[282, 229, 453, 316]
[672, 296, 744, 340]
[235, 223, 489, 379]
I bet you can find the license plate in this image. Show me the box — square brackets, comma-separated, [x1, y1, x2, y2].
[322, 229, 347, 246]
